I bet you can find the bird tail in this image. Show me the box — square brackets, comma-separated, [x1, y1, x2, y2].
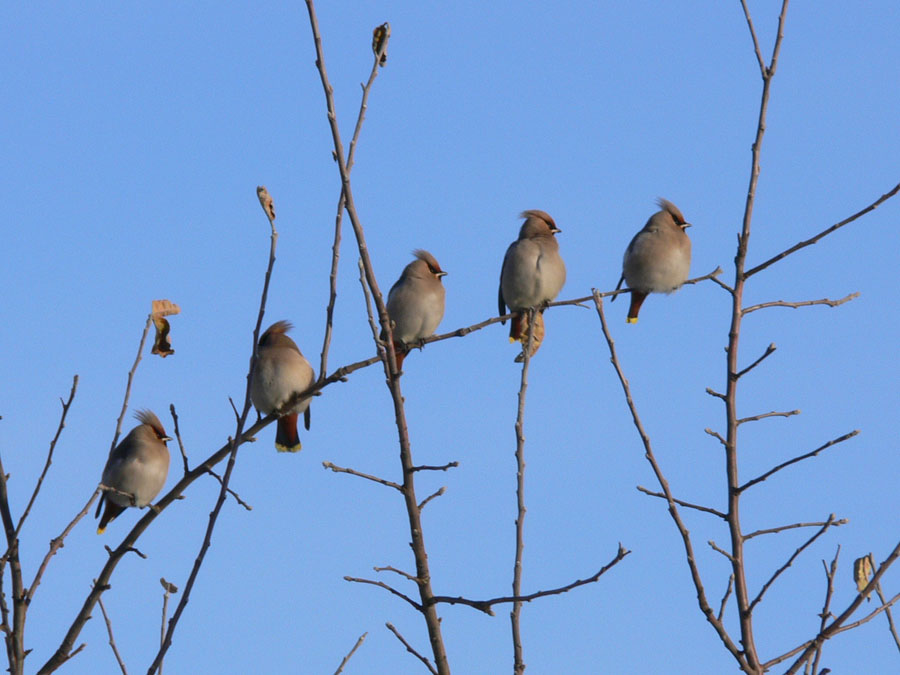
[97, 498, 125, 535]
[627, 291, 647, 323]
[611, 275, 625, 302]
[275, 413, 302, 453]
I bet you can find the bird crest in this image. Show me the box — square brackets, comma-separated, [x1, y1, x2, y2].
[656, 198, 688, 226]
[412, 249, 447, 277]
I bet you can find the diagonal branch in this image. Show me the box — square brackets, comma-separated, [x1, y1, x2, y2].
[748, 515, 838, 613]
[744, 519, 847, 541]
[322, 461, 402, 491]
[742, 293, 859, 314]
[385, 622, 438, 675]
[432, 544, 630, 616]
[735, 343, 776, 379]
[744, 182, 900, 278]
[593, 291, 747, 667]
[738, 430, 859, 492]
[636, 486, 726, 520]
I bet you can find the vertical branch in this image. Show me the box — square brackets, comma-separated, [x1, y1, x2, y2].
[111, 317, 154, 452]
[97, 595, 128, 675]
[724, 3, 789, 671]
[319, 52, 386, 379]
[511, 310, 536, 674]
[0, 454, 25, 675]
[146, 195, 280, 675]
[303, 5, 449, 672]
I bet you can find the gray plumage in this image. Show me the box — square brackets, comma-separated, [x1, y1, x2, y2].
[250, 320, 315, 452]
[615, 198, 692, 323]
[96, 409, 171, 533]
[383, 250, 447, 364]
[499, 210, 566, 341]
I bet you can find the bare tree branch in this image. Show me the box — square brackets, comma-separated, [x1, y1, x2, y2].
[593, 291, 747, 667]
[636, 486, 726, 520]
[417, 487, 445, 511]
[304, 6, 450, 671]
[146, 191, 282, 675]
[744, 519, 848, 541]
[344, 576, 422, 611]
[11, 375, 78, 543]
[735, 343, 776, 379]
[744, 182, 900, 278]
[432, 544, 630, 617]
[737, 409, 800, 425]
[97, 594, 128, 675]
[742, 293, 859, 314]
[811, 547, 840, 675]
[333, 632, 367, 675]
[510, 309, 536, 674]
[738, 430, 859, 492]
[385, 622, 438, 675]
[718, 574, 735, 623]
[322, 461, 402, 491]
[410, 462, 458, 473]
[748, 515, 839, 613]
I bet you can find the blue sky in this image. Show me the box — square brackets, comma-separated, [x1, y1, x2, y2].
[1, 2, 898, 673]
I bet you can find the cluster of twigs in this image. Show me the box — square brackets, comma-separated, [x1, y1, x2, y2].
[0, 1, 897, 674]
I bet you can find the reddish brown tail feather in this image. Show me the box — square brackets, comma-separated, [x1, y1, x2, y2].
[275, 413, 302, 452]
[627, 291, 647, 323]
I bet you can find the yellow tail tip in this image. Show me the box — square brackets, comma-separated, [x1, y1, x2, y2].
[508, 337, 516, 343]
[626, 317, 638, 324]
[97, 526, 106, 535]
[276, 442, 302, 453]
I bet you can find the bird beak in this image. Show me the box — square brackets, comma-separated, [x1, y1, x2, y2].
[552, 227, 562, 234]
[161, 435, 173, 442]
[437, 271, 448, 277]
[682, 223, 692, 229]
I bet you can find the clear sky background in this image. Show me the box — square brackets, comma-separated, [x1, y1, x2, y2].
[1, 2, 898, 673]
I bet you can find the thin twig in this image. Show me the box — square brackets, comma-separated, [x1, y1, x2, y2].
[745, 182, 900, 278]
[169, 405, 189, 475]
[743, 293, 859, 314]
[410, 462, 458, 473]
[593, 291, 746, 665]
[510, 308, 536, 675]
[204, 468, 253, 510]
[735, 343, 776, 379]
[704, 428, 727, 446]
[374, 566, 421, 584]
[12, 375, 78, 542]
[304, 5, 449, 671]
[111, 316, 154, 452]
[418, 487, 445, 511]
[811, 547, 840, 674]
[322, 462, 402, 491]
[718, 574, 735, 623]
[709, 540, 737, 563]
[146, 195, 280, 675]
[738, 430, 859, 492]
[344, 576, 422, 611]
[97, 594, 128, 675]
[636, 486, 726, 519]
[744, 519, 848, 541]
[159, 578, 177, 675]
[385, 622, 438, 675]
[768, 540, 900, 672]
[333, 632, 367, 675]
[319, 37, 386, 381]
[748, 516, 838, 613]
[433, 544, 630, 617]
[737, 409, 800, 425]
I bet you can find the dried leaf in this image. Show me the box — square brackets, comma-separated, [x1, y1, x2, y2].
[159, 577, 179, 594]
[853, 553, 875, 599]
[257, 185, 275, 221]
[372, 22, 390, 66]
[151, 299, 180, 358]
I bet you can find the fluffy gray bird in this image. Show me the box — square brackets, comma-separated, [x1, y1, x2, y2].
[95, 409, 171, 534]
[250, 320, 315, 452]
[614, 198, 692, 323]
[381, 249, 447, 370]
[499, 210, 566, 342]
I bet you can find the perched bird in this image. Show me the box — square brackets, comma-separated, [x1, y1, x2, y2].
[499, 210, 566, 345]
[95, 409, 171, 534]
[250, 320, 315, 452]
[614, 198, 692, 323]
[381, 249, 447, 370]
